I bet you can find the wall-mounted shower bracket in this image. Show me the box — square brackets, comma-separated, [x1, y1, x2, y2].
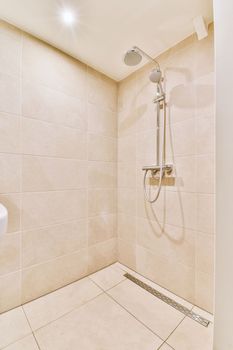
[142, 164, 173, 176]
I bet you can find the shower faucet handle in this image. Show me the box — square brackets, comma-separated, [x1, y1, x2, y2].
[142, 164, 173, 175]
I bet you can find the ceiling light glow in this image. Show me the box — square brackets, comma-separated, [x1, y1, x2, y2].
[61, 9, 75, 25]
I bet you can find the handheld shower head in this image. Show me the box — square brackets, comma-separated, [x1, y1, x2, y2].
[124, 48, 142, 66]
[149, 68, 162, 83]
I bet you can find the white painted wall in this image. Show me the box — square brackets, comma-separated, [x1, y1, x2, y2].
[214, 1, 233, 349]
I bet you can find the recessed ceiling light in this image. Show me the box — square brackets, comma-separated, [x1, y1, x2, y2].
[61, 9, 76, 25]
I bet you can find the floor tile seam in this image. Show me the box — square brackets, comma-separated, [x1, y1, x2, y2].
[163, 314, 187, 346]
[157, 341, 175, 350]
[87, 275, 127, 292]
[0, 308, 41, 350]
[23, 290, 105, 334]
[104, 290, 165, 343]
[22, 306, 42, 350]
[0, 333, 34, 350]
[89, 272, 181, 343]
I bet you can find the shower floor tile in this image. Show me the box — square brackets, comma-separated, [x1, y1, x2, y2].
[23, 277, 102, 331]
[159, 343, 174, 350]
[34, 293, 163, 350]
[167, 316, 213, 350]
[89, 264, 126, 290]
[0, 307, 31, 349]
[0, 263, 213, 350]
[108, 279, 184, 339]
[3, 335, 39, 350]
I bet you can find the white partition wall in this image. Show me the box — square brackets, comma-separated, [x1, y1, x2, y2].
[214, 1, 233, 349]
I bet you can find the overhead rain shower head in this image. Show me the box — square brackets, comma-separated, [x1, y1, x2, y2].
[123, 46, 160, 69]
[124, 47, 142, 66]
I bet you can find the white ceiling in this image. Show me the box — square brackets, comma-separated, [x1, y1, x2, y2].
[0, 0, 213, 81]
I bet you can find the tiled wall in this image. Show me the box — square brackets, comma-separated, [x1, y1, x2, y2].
[0, 21, 117, 312]
[117, 26, 215, 312]
[0, 19, 215, 315]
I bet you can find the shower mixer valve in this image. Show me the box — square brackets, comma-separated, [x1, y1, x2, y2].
[142, 164, 173, 177]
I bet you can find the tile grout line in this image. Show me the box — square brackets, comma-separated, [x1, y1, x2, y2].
[88, 275, 127, 292]
[87, 275, 165, 342]
[162, 314, 187, 347]
[21, 307, 42, 350]
[22, 290, 105, 334]
[105, 290, 165, 344]
[157, 341, 175, 350]
[17, 262, 117, 309]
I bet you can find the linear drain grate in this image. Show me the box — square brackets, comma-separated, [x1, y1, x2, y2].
[124, 273, 210, 327]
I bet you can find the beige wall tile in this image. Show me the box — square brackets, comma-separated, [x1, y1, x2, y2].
[118, 162, 136, 188]
[0, 73, 20, 114]
[22, 190, 87, 230]
[195, 73, 215, 118]
[118, 239, 136, 271]
[167, 118, 196, 157]
[197, 194, 215, 234]
[88, 214, 116, 246]
[88, 238, 117, 274]
[172, 155, 196, 193]
[87, 67, 117, 112]
[88, 103, 116, 137]
[196, 116, 215, 154]
[22, 34, 87, 99]
[0, 194, 21, 233]
[196, 154, 215, 193]
[118, 214, 136, 243]
[136, 102, 158, 134]
[0, 233, 20, 276]
[0, 271, 21, 313]
[118, 75, 138, 113]
[22, 81, 87, 131]
[0, 153, 21, 193]
[195, 232, 215, 275]
[22, 220, 87, 268]
[118, 108, 138, 137]
[0, 113, 20, 154]
[88, 162, 116, 188]
[88, 188, 116, 216]
[88, 134, 116, 161]
[22, 156, 87, 192]
[22, 249, 88, 303]
[137, 130, 158, 164]
[137, 218, 195, 268]
[0, 21, 118, 311]
[195, 269, 214, 313]
[118, 188, 136, 216]
[0, 28, 21, 77]
[137, 189, 197, 230]
[136, 245, 195, 302]
[118, 135, 136, 162]
[22, 117, 87, 159]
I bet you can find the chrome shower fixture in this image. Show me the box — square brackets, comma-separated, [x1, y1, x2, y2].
[123, 46, 173, 203]
[124, 46, 160, 68]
